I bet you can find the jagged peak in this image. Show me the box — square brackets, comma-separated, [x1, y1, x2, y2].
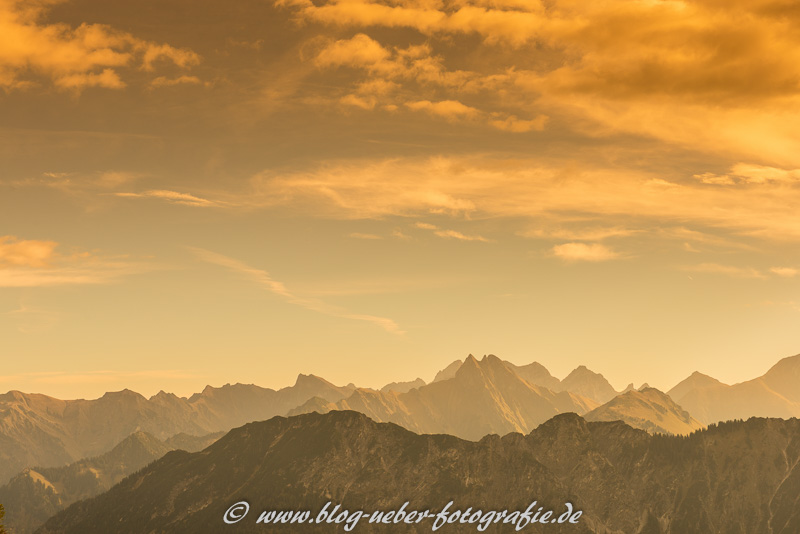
[294, 373, 334, 388]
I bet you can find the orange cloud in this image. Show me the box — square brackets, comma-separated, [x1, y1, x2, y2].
[551, 242, 619, 262]
[0, 235, 152, 287]
[0, 0, 199, 91]
[279, 0, 800, 165]
[0, 236, 58, 267]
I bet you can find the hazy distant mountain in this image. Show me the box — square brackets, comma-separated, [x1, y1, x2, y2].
[556, 365, 619, 404]
[0, 375, 354, 484]
[584, 387, 704, 435]
[667, 355, 800, 424]
[503, 361, 561, 390]
[291, 355, 597, 440]
[431, 359, 462, 382]
[0, 430, 221, 534]
[38, 411, 800, 534]
[431, 357, 619, 403]
[380, 378, 426, 394]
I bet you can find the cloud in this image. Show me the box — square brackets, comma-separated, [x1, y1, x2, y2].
[246, 156, 800, 240]
[729, 163, 800, 184]
[770, 267, 799, 278]
[0, 235, 153, 287]
[551, 242, 619, 262]
[683, 263, 767, 279]
[489, 114, 548, 133]
[414, 221, 489, 242]
[0, 0, 199, 91]
[115, 190, 223, 207]
[278, 0, 800, 166]
[405, 99, 481, 121]
[149, 75, 203, 88]
[314, 33, 390, 68]
[190, 247, 403, 334]
[0, 236, 58, 267]
[521, 226, 637, 241]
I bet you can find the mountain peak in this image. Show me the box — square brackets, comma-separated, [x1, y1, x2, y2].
[559, 366, 618, 404]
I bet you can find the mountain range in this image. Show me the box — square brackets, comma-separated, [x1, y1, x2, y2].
[0, 431, 222, 534]
[37, 410, 800, 534]
[0, 375, 354, 485]
[289, 354, 599, 440]
[4, 352, 800, 489]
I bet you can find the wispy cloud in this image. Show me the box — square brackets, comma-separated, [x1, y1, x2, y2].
[189, 247, 403, 334]
[683, 263, 767, 279]
[116, 190, 224, 207]
[770, 267, 799, 278]
[414, 222, 489, 242]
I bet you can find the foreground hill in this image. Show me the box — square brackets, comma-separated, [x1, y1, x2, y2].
[667, 354, 800, 424]
[290, 354, 597, 440]
[0, 431, 222, 534]
[38, 410, 800, 534]
[584, 387, 704, 435]
[0, 375, 354, 484]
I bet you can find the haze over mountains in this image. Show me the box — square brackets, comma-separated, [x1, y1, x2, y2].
[38, 410, 800, 534]
[0, 375, 354, 484]
[3, 352, 800, 489]
[0, 431, 222, 534]
[290, 355, 599, 440]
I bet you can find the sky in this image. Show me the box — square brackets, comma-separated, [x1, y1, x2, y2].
[1, 0, 799, 399]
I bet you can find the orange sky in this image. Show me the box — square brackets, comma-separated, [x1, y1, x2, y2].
[1, 0, 799, 399]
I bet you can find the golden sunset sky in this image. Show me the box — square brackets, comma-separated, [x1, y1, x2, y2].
[1, 0, 799, 399]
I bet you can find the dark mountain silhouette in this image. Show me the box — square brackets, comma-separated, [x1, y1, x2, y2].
[37, 410, 800, 534]
[0, 430, 221, 534]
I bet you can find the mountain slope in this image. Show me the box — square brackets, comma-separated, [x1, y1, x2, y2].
[0, 430, 222, 534]
[584, 387, 704, 435]
[37, 411, 800, 534]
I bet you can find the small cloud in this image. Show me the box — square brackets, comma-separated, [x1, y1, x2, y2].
[730, 163, 800, 184]
[340, 94, 376, 110]
[116, 190, 222, 207]
[489, 114, 548, 133]
[149, 75, 203, 88]
[405, 100, 480, 122]
[391, 229, 411, 239]
[415, 222, 488, 242]
[770, 267, 799, 278]
[551, 242, 619, 262]
[683, 263, 766, 279]
[0, 236, 58, 267]
[349, 232, 382, 240]
[522, 226, 636, 241]
[693, 172, 735, 185]
[433, 229, 489, 242]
